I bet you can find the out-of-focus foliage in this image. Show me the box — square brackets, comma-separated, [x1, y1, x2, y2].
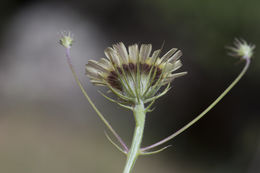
[138, 0, 260, 71]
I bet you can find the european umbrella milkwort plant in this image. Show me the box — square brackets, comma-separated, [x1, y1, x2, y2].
[59, 33, 255, 173]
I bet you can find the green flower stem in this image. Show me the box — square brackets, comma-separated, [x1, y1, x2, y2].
[142, 58, 251, 152]
[65, 48, 128, 152]
[123, 101, 146, 173]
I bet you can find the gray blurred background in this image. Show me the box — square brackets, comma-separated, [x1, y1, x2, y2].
[0, 0, 259, 173]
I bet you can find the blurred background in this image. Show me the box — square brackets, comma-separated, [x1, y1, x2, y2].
[0, 0, 259, 172]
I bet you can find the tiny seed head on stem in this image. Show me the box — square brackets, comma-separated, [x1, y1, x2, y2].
[227, 38, 255, 60]
[59, 31, 74, 49]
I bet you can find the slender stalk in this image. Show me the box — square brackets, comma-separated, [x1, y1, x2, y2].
[65, 48, 128, 152]
[123, 101, 146, 173]
[142, 58, 251, 151]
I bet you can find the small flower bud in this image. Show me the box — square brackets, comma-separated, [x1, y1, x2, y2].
[228, 38, 255, 60]
[59, 31, 74, 49]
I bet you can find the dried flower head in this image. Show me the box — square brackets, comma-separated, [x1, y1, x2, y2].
[228, 38, 255, 60]
[85, 42, 187, 105]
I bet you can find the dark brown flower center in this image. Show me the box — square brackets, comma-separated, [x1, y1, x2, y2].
[107, 62, 162, 91]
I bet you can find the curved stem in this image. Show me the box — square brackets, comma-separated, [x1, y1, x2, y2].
[123, 101, 146, 173]
[65, 48, 128, 152]
[142, 59, 251, 151]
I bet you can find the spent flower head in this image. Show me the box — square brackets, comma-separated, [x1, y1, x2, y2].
[85, 42, 187, 105]
[228, 38, 255, 60]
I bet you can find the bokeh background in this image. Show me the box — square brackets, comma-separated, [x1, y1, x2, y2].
[0, 0, 259, 173]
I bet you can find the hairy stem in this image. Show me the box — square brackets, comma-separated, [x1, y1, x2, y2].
[123, 101, 146, 173]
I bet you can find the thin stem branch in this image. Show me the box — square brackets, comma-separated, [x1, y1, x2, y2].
[142, 59, 251, 151]
[65, 48, 128, 152]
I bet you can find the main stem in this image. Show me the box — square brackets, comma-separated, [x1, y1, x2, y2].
[123, 101, 146, 173]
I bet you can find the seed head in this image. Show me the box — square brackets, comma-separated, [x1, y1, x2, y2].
[59, 31, 74, 49]
[85, 42, 187, 105]
[228, 38, 255, 60]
